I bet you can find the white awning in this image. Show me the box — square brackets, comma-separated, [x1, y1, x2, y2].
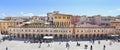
[109, 35, 119, 37]
[43, 36, 53, 39]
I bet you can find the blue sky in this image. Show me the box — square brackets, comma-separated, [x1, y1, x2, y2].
[0, 0, 120, 18]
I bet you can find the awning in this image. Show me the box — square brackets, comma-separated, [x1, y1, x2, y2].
[108, 34, 119, 37]
[43, 36, 53, 39]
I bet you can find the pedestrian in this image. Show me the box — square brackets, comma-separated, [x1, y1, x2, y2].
[92, 39, 95, 44]
[109, 42, 112, 45]
[103, 45, 106, 50]
[66, 42, 70, 49]
[84, 44, 88, 49]
[3, 37, 5, 41]
[90, 45, 93, 50]
[66, 43, 68, 48]
[6, 47, 8, 50]
[39, 43, 41, 48]
[68, 43, 70, 49]
[98, 40, 100, 44]
[76, 42, 80, 46]
[47, 43, 50, 47]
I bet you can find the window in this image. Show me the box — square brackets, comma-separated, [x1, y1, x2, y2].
[69, 30, 71, 32]
[61, 30, 62, 32]
[50, 30, 52, 32]
[98, 30, 100, 32]
[94, 30, 96, 32]
[63, 17, 66, 19]
[59, 30, 61, 32]
[59, 17, 61, 19]
[33, 30, 35, 32]
[55, 16, 57, 19]
[45, 30, 49, 32]
[37, 30, 39, 32]
[54, 30, 58, 32]
[102, 30, 104, 32]
[22, 29, 23, 31]
[63, 30, 66, 32]
[41, 30, 43, 32]
[77, 30, 79, 32]
[81, 30, 83, 32]
[67, 17, 70, 19]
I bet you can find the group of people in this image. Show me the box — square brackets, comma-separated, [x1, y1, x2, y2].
[65, 41, 107, 50]
[37, 39, 119, 50]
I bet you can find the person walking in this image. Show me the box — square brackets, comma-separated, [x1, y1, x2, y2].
[66, 42, 70, 49]
[103, 45, 106, 50]
[109, 42, 112, 45]
[47, 43, 50, 47]
[6, 47, 8, 50]
[90, 45, 93, 50]
[84, 44, 88, 49]
[98, 40, 100, 44]
[39, 43, 41, 48]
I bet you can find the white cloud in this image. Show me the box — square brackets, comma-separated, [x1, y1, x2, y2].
[108, 8, 120, 12]
[1, 13, 6, 16]
[20, 11, 34, 16]
[20, 12, 24, 15]
[116, 9, 120, 11]
[23, 13, 34, 16]
[108, 10, 114, 12]
[38, 14, 46, 16]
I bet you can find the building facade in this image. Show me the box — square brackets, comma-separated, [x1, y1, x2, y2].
[0, 20, 23, 34]
[111, 21, 120, 35]
[47, 11, 72, 27]
[8, 26, 115, 40]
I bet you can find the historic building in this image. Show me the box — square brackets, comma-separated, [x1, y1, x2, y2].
[111, 21, 120, 35]
[0, 11, 119, 40]
[8, 26, 115, 40]
[47, 11, 72, 27]
[0, 20, 23, 34]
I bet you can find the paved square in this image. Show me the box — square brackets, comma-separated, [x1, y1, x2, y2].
[0, 40, 120, 50]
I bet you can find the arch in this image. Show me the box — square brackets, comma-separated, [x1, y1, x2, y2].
[41, 34, 44, 38]
[97, 34, 99, 37]
[104, 34, 108, 39]
[76, 34, 79, 38]
[25, 34, 28, 38]
[59, 34, 63, 38]
[54, 34, 58, 38]
[45, 34, 48, 36]
[21, 34, 24, 38]
[13, 34, 16, 38]
[37, 34, 40, 37]
[49, 34, 53, 36]
[28, 34, 32, 37]
[93, 34, 96, 38]
[63, 34, 67, 38]
[72, 35, 75, 38]
[32, 34, 35, 38]
[85, 34, 88, 38]
[68, 34, 71, 38]
[17, 34, 20, 38]
[100, 34, 104, 39]
[80, 34, 83, 38]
